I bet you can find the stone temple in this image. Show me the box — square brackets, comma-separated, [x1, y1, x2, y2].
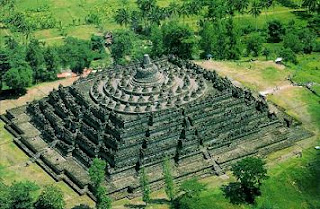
[2, 55, 312, 199]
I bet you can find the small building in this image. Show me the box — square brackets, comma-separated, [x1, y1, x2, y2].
[275, 57, 283, 64]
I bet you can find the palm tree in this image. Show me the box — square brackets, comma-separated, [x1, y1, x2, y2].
[136, 0, 156, 18]
[302, 0, 320, 13]
[114, 8, 131, 26]
[186, 0, 204, 16]
[260, 0, 273, 19]
[167, 2, 180, 17]
[234, 0, 249, 15]
[148, 6, 166, 26]
[180, 2, 191, 23]
[249, 0, 262, 30]
[206, 0, 227, 21]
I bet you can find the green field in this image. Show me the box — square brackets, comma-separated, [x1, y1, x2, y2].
[0, 0, 308, 45]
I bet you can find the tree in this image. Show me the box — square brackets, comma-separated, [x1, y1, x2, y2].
[0, 49, 10, 90]
[246, 33, 264, 57]
[148, 6, 166, 26]
[225, 18, 241, 60]
[199, 21, 216, 59]
[44, 46, 61, 80]
[162, 157, 176, 202]
[183, 0, 204, 16]
[233, 0, 249, 15]
[111, 30, 137, 64]
[249, 0, 262, 30]
[162, 21, 196, 59]
[96, 186, 111, 209]
[280, 48, 298, 64]
[140, 167, 151, 205]
[260, 0, 273, 18]
[9, 181, 39, 209]
[90, 35, 106, 59]
[232, 157, 268, 189]
[136, 0, 157, 28]
[114, 8, 131, 26]
[85, 11, 102, 26]
[199, 19, 240, 60]
[222, 182, 247, 204]
[130, 10, 143, 33]
[4, 66, 33, 93]
[175, 178, 206, 209]
[88, 158, 111, 209]
[262, 47, 270, 60]
[26, 39, 46, 82]
[302, 0, 320, 13]
[298, 28, 315, 53]
[222, 157, 268, 204]
[283, 32, 303, 53]
[205, 0, 227, 21]
[267, 20, 285, 43]
[285, 21, 315, 54]
[224, 0, 249, 21]
[136, 0, 156, 18]
[0, 0, 16, 17]
[89, 158, 107, 189]
[150, 25, 164, 58]
[167, 2, 180, 17]
[60, 37, 94, 74]
[6, 12, 35, 45]
[34, 185, 65, 209]
[0, 182, 11, 209]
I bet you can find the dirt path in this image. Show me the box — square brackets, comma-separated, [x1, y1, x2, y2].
[39, 36, 64, 42]
[259, 84, 295, 96]
[0, 76, 79, 115]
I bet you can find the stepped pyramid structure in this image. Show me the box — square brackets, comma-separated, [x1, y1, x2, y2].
[2, 55, 312, 199]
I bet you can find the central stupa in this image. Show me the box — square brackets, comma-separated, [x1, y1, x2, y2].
[133, 54, 164, 84]
[90, 54, 207, 114]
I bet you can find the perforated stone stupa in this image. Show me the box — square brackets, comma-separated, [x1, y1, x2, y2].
[2, 55, 312, 200]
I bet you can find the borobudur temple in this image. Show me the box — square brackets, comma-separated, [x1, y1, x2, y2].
[2, 55, 312, 200]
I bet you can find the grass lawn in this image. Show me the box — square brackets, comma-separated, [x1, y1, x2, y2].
[289, 53, 320, 84]
[1, 0, 307, 44]
[196, 60, 290, 92]
[0, 122, 95, 209]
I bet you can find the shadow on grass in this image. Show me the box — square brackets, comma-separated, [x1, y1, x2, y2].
[294, 152, 320, 197]
[124, 198, 170, 208]
[0, 89, 27, 100]
[124, 204, 146, 208]
[292, 10, 313, 20]
[149, 198, 170, 204]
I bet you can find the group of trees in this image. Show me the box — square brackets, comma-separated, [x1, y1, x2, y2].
[222, 157, 268, 204]
[0, 181, 65, 209]
[2, 0, 319, 94]
[0, 159, 111, 209]
[109, 0, 320, 65]
[88, 159, 111, 209]
[0, 35, 105, 93]
[137, 156, 268, 209]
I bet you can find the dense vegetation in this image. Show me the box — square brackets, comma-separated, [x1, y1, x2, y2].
[0, 181, 66, 209]
[0, 34, 106, 93]
[1, 0, 319, 93]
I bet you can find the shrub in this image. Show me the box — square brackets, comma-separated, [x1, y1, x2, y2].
[280, 48, 298, 64]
